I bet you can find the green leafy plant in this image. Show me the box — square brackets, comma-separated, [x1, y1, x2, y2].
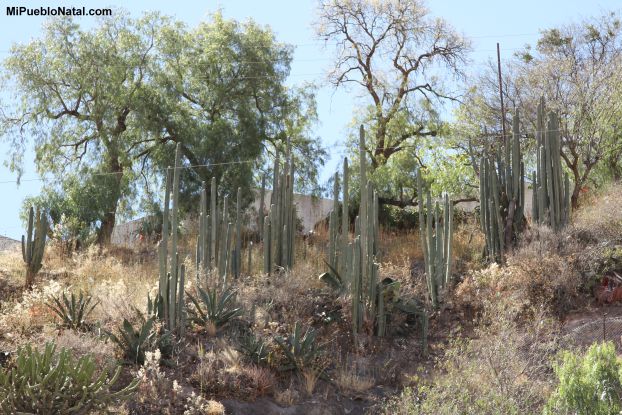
[186, 286, 243, 329]
[0, 342, 138, 414]
[46, 290, 99, 330]
[544, 341, 622, 415]
[274, 322, 324, 372]
[105, 316, 155, 365]
[239, 334, 271, 366]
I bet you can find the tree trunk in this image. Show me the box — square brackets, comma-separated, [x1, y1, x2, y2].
[96, 150, 123, 246]
[571, 182, 581, 210]
[97, 211, 117, 246]
[25, 268, 37, 288]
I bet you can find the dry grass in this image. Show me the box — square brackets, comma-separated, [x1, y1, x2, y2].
[380, 309, 559, 415]
[573, 182, 622, 241]
[274, 382, 299, 406]
[192, 343, 275, 400]
[334, 357, 375, 395]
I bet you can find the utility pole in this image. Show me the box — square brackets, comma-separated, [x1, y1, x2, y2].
[497, 43, 507, 145]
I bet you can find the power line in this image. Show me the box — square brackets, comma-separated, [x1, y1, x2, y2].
[0, 32, 543, 56]
[0, 158, 259, 185]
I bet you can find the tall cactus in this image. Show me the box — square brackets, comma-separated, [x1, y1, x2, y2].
[416, 172, 454, 309]
[532, 97, 571, 231]
[22, 206, 47, 287]
[262, 141, 297, 274]
[196, 176, 241, 283]
[158, 143, 186, 335]
[479, 109, 525, 262]
[325, 127, 386, 337]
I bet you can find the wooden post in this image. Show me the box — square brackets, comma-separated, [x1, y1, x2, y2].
[497, 43, 507, 145]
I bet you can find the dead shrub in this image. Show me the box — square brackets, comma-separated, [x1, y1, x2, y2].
[192, 345, 275, 400]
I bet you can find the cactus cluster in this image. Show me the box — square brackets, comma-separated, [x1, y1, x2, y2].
[479, 109, 526, 262]
[327, 126, 387, 337]
[532, 97, 571, 231]
[157, 144, 186, 335]
[195, 179, 243, 284]
[262, 142, 296, 275]
[22, 206, 47, 287]
[416, 172, 454, 309]
[0, 342, 138, 413]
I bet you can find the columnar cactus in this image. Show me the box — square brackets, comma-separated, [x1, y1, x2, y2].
[416, 172, 454, 309]
[479, 109, 525, 262]
[325, 127, 387, 337]
[157, 143, 186, 336]
[262, 141, 297, 274]
[532, 97, 571, 231]
[22, 206, 47, 287]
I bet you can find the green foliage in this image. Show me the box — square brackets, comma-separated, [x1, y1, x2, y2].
[186, 287, 243, 329]
[142, 11, 324, 213]
[46, 291, 98, 331]
[317, 0, 469, 209]
[0, 342, 138, 414]
[344, 107, 477, 211]
[544, 342, 622, 415]
[3, 11, 324, 245]
[104, 316, 155, 365]
[274, 322, 323, 372]
[455, 12, 622, 207]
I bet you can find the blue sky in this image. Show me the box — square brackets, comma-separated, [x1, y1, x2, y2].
[0, 0, 619, 239]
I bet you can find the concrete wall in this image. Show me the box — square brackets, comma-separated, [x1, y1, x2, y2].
[111, 217, 147, 246]
[249, 189, 333, 233]
[111, 190, 334, 246]
[111, 185, 535, 246]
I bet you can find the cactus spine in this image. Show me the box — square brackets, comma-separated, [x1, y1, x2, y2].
[417, 172, 454, 308]
[532, 97, 571, 231]
[22, 206, 47, 287]
[158, 143, 186, 335]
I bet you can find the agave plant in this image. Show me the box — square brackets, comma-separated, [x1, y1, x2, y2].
[46, 291, 99, 331]
[0, 342, 138, 414]
[104, 316, 155, 365]
[239, 334, 271, 366]
[146, 292, 164, 320]
[274, 322, 324, 372]
[318, 260, 345, 293]
[186, 286, 243, 329]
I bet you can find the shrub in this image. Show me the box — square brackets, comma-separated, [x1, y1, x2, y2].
[378, 315, 556, 415]
[0, 342, 138, 414]
[544, 342, 622, 415]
